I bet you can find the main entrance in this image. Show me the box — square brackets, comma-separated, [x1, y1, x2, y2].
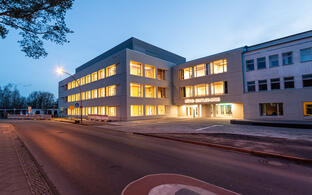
[185, 105, 202, 118]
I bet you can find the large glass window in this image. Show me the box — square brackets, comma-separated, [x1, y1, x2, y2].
[92, 107, 98, 115]
[157, 87, 166, 98]
[259, 103, 283, 116]
[71, 94, 75, 102]
[106, 64, 116, 77]
[86, 75, 91, 84]
[216, 103, 232, 117]
[130, 83, 143, 97]
[300, 47, 312, 62]
[68, 82, 72, 90]
[258, 80, 267, 91]
[194, 64, 206, 77]
[246, 59, 254, 71]
[80, 77, 85, 85]
[247, 81, 256, 92]
[303, 74, 312, 87]
[211, 81, 225, 95]
[158, 105, 166, 115]
[282, 52, 293, 65]
[130, 105, 143, 116]
[98, 69, 105, 80]
[269, 55, 279, 68]
[210, 59, 227, 74]
[98, 106, 105, 115]
[145, 105, 157, 116]
[86, 91, 91, 100]
[130, 61, 142, 76]
[303, 102, 312, 116]
[98, 88, 105, 98]
[257, 57, 266, 69]
[75, 93, 80, 101]
[91, 72, 97, 82]
[157, 69, 166, 80]
[92, 89, 98, 99]
[68, 95, 72, 102]
[106, 106, 116, 116]
[185, 86, 193, 97]
[145, 65, 155, 79]
[145, 85, 156, 98]
[284, 76, 295, 89]
[71, 81, 76, 88]
[81, 92, 85, 100]
[270, 78, 280, 90]
[180, 67, 192, 80]
[194, 84, 209, 97]
[106, 85, 116, 96]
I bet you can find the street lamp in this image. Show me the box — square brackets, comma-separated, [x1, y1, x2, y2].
[57, 67, 83, 124]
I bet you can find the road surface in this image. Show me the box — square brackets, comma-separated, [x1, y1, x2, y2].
[9, 120, 312, 195]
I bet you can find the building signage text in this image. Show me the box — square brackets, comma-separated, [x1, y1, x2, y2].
[184, 97, 221, 104]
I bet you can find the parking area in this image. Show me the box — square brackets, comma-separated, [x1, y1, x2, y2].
[97, 118, 312, 142]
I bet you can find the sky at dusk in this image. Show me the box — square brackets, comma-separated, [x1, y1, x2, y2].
[1, 0, 312, 98]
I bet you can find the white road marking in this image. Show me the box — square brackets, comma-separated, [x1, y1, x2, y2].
[195, 125, 223, 131]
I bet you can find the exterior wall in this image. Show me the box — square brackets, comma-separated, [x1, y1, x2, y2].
[243, 37, 312, 120]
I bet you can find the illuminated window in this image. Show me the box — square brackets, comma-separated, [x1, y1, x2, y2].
[260, 103, 283, 116]
[86, 91, 91, 100]
[68, 95, 72, 102]
[130, 83, 143, 97]
[71, 94, 76, 102]
[158, 105, 166, 115]
[75, 93, 80, 101]
[86, 107, 92, 115]
[91, 107, 97, 115]
[71, 81, 76, 88]
[216, 103, 233, 117]
[194, 64, 206, 77]
[98, 106, 105, 115]
[98, 88, 105, 98]
[106, 64, 116, 77]
[180, 67, 192, 80]
[91, 72, 98, 82]
[92, 89, 98, 99]
[186, 86, 193, 97]
[158, 87, 166, 98]
[106, 106, 116, 116]
[304, 102, 312, 116]
[82, 107, 86, 116]
[130, 61, 142, 76]
[81, 92, 85, 100]
[146, 105, 157, 116]
[76, 79, 80, 87]
[130, 105, 143, 116]
[86, 75, 91, 84]
[194, 84, 209, 97]
[68, 82, 72, 90]
[145, 65, 155, 78]
[210, 59, 227, 74]
[98, 69, 105, 79]
[80, 77, 85, 85]
[106, 85, 116, 96]
[211, 81, 225, 95]
[157, 69, 166, 80]
[145, 85, 156, 98]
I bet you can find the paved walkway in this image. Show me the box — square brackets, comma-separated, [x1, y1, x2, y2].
[0, 123, 31, 195]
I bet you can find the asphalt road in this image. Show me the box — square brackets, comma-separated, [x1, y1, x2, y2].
[9, 120, 312, 195]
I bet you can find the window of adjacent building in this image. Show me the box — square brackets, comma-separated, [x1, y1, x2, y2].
[80, 77, 85, 85]
[211, 81, 226, 95]
[303, 102, 312, 117]
[86, 91, 91, 100]
[257, 57, 266, 69]
[130, 83, 143, 97]
[158, 105, 166, 115]
[81, 92, 86, 100]
[269, 55, 279, 68]
[210, 59, 227, 74]
[181, 67, 193, 80]
[282, 52, 293, 65]
[76, 93, 80, 101]
[106, 106, 116, 116]
[259, 103, 283, 116]
[270, 78, 280, 90]
[91, 72, 97, 82]
[98, 106, 105, 115]
[98, 69, 105, 80]
[130, 105, 143, 116]
[145, 85, 156, 98]
[284, 76, 295, 89]
[258, 80, 267, 91]
[157, 69, 166, 80]
[157, 87, 166, 98]
[145, 65, 155, 79]
[194, 64, 206, 77]
[68, 82, 72, 90]
[92, 89, 98, 99]
[106, 85, 116, 96]
[106, 64, 117, 77]
[86, 75, 91, 84]
[194, 84, 209, 97]
[130, 61, 143, 76]
[98, 88, 105, 98]
[303, 74, 312, 87]
[68, 95, 72, 102]
[247, 81, 256, 92]
[246, 59, 254, 71]
[300, 47, 312, 62]
[146, 105, 157, 116]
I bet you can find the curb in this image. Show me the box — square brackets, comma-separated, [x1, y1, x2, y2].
[134, 133, 312, 165]
[230, 120, 312, 129]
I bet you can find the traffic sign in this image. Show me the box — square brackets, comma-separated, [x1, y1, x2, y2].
[69, 105, 75, 110]
[75, 103, 80, 108]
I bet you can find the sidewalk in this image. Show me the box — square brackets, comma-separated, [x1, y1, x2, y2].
[0, 123, 31, 195]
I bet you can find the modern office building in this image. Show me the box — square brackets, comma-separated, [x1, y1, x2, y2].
[59, 30, 312, 121]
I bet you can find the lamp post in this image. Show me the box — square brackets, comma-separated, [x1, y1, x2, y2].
[57, 67, 83, 124]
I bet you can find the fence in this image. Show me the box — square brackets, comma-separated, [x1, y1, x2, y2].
[88, 114, 109, 121]
[7, 114, 52, 120]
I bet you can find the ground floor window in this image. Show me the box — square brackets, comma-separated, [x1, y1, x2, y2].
[130, 105, 143, 116]
[98, 106, 105, 115]
[146, 105, 157, 116]
[216, 103, 232, 117]
[303, 102, 312, 116]
[259, 103, 283, 116]
[106, 106, 116, 116]
[158, 105, 166, 115]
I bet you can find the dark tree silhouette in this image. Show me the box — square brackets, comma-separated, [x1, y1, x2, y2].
[0, 0, 74, 58]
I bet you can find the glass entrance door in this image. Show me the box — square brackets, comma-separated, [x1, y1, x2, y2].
[185, 105, 201, 118]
